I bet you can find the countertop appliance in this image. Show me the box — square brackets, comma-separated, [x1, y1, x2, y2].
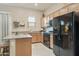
[53, 12, 79, 56]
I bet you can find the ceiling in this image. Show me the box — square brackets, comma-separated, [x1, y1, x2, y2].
[0, 3, 60, 11]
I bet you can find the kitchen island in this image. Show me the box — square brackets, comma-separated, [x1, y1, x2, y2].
[3, 34, 32, 56]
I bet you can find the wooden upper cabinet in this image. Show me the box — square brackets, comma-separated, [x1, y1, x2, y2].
[51, 4, 78, 18]
[50, 13, 54, 17]
[74, 4, 79, 12]
[59, 7, 68, 16]
[53, 11, 60, 18]
[49, 4, 79, 19]
[67, 4, 78, 13]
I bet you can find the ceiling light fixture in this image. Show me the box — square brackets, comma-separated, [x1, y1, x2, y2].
[34, 3, 38, 6]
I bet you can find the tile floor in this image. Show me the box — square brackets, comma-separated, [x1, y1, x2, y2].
[32, 43, 55, 56]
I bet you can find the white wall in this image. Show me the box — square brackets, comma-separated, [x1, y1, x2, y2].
[0, 4, 43, 33]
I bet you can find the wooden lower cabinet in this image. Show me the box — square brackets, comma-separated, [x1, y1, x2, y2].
[16, 38, 32, 56]
[32, 32, 43, 43]
[36, 33, 43, 42]
[32, 34, 37, 43]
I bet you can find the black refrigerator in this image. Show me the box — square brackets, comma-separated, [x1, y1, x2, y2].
[53, 12, 79, 56]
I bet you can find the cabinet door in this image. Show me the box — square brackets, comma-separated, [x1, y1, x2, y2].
[16, 39, 32, 56]
[32, 33, 40, 43]
[53, 11, 60, 18]
[36, 33, 41, 42]
[67, 4, 77, 13]
[74, 4, 79, 12]
[59, 7, 68, 16]
[32, 33, 43, 43]
[37, 33, 43, 43]
[32, 33, 37, 43]
[60, 35, 74, 56]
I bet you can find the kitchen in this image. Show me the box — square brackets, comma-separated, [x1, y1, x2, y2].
[0, 3, 79, 56]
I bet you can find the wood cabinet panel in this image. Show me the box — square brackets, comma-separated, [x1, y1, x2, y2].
[53, 11, 60, 18]
[32, 34, 37, 43]
[16, 39, 32, 56]
[74, 4, 79, 12]
[67, 4, 77, 13]
[59, 7, 68, 16]
[37, 33, 43, 42]
[36, 33, 41, 42]
[32, 33, 43, 43]
[47, 4, 79, 20]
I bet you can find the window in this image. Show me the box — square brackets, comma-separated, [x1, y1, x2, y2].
[28, 16, 36, 27]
